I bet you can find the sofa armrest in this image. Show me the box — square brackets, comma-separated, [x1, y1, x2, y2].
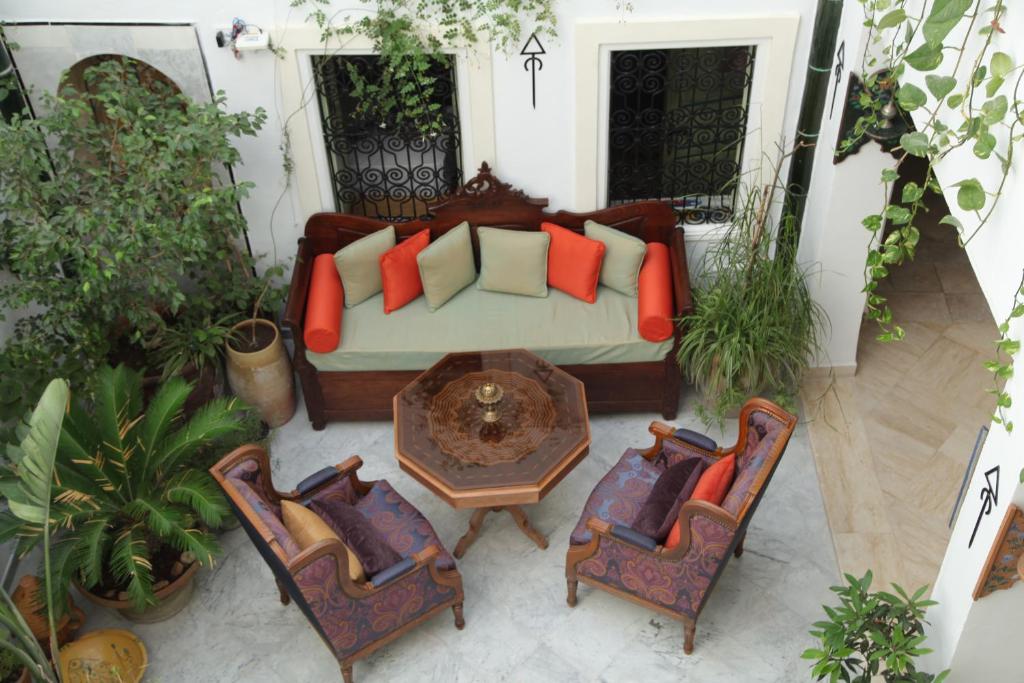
[610, 525, 658, 551]
[283, 456, 367, 500]
[669, 227, 694, 317]
[641, 421, 722, 461]
[673, 428, 718, 452]
[369, 558, 417, 588]
[283, 238, 315, 336]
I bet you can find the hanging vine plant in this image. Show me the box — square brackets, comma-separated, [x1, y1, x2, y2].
[850, 0, 1024, 431]
[291, 0, 558, 136]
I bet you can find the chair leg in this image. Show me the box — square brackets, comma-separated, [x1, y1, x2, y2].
[453, 602, 465, 630]
[734, 531, 746, 558]
[683, 620, 696, 655]
[341, 662, 354, 683]
[276, 579, 290, 605]
[566, 579, 578, 607]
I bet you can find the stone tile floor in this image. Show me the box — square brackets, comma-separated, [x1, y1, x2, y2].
[84, 394, 838, 682]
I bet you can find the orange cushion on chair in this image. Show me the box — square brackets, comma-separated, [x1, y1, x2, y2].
[304, 253, 344, 353]
[665, 453, 736, 549]
[379, 229, 431, 314]
[541, 222, 605, 303]
[637, 242, 674, 342]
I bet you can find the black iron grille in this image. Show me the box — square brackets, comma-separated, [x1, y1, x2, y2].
[606, 46, 756, 225]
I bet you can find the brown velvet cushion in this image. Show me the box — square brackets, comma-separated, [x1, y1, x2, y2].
[631, 456, 706, 541]
[311, 500, 402, 575]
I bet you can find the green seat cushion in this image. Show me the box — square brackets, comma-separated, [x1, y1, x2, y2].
[416, 221, 476, 311]
[305, 285, 673, 372]
[333, 226, 396, 307]
[584, 220, 647, 296]
[476, 227, 550, 298]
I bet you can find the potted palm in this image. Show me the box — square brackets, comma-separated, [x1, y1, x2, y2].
[2, 365, 248, 623]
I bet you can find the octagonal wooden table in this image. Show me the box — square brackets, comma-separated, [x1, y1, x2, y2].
[394, 349, 590, 557]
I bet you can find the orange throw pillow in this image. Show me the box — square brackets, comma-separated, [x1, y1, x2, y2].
[379, 229, 430, 314]
[637, 242, 674, 342]
[541, 222, 605, 303]
[304, 253, 344, 353]
[665, 453, 736, 549]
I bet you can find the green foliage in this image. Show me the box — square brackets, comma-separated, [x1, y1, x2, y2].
[802, 571, 949, 683]
[292, 0, 557, 136]
[0, 365, 251, 611]
[854, 0, 1024, 430]
[0, 381, 66, 683]
[0, 57, 285, 430]
[676, 149, 827, 423]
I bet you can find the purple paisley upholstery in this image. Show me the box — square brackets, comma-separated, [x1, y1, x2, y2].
[721, 410, 785, 516]
[577, 514, 734, 619]
[660, 438, 717, 468]
[570, 450, 663, 545]
[226, 460, 301, 558]
[310, 476, 359, 508]
[349, 480, 457, 571]
[294, 554, 457, 658]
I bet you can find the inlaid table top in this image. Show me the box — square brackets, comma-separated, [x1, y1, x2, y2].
[393, 349, 591, 509]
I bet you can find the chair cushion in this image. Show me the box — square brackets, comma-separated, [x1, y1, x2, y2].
[303, 253, 343, 353]
[281, 500, 366, 582]
[630, 456, 705, 541]
[351, 480, 457, 571]
[665, 453, 734, 549]
[541, 222, 605, 303]
[417, 221, 475, 311]
[584, 219, 646, 296]
[570, 449, 662, 545]
[477, 227, 550, 297]
[637, 242, 674, 342]
[311, 499, 402, 575]
[380, 229, 430, 314]
[334, 225, 396, 307]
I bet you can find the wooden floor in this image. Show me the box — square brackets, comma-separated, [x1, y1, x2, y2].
[803, 217, 998, 593]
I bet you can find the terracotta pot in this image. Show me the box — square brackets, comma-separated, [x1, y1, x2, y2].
[225, 319, 295, 428]
[75, 560, 199, 624]
[12, 575, 85, 650]
[59, 629, 147, 683]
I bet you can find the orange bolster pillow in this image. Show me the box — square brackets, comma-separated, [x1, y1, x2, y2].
[304, 253, 344, 353]
[637, 242, 674, 342]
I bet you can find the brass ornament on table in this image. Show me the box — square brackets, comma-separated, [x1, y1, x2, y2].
[474, 381, 504, 424]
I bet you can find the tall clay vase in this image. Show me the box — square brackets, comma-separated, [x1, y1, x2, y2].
[226, 319, 296, 428]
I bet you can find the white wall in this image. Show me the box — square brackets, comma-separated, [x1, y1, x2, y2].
[796, 0, 1024, 675]
[0, 0, 819, 280]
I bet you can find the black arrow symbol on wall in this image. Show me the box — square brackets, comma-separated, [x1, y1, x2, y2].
[521, 33, 545, 110]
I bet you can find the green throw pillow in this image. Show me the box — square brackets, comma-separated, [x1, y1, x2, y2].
[584, 219, 647, 296]
[333, 225, 396, 307]
[417, 222, 476, 311]
[476, 227, 550, 298]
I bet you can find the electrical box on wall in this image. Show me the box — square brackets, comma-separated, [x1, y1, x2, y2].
[233, 31, 269, 52]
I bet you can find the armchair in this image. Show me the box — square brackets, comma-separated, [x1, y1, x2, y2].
[565, 397, 797, 654]
[211, 445, 465, 682]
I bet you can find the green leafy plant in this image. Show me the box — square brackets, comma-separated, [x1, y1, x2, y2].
[851, 0, 1024, 430]
[677, 147, 827, 423]
[802, 571, 949, 683]
[0, 379, 69, 682]
[292, 0, 557, 136]
[0, 56, 284, 429]
[0, 365, 249, 611]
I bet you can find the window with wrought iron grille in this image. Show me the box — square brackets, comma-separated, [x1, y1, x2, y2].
[606, 46, 756, 225]
[311, 54, 463, 222]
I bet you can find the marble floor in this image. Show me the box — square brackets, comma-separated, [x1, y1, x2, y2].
[802, 189, 998, 594]
[82, 393, 838, 682]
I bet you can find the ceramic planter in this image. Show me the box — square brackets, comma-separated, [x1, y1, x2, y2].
[225, 319, 295, 428]
[75, 560, 199, 624]
[59, 629, 147, 683]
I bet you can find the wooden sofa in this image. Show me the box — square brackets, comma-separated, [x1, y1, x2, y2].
[283, 162, 693, 428]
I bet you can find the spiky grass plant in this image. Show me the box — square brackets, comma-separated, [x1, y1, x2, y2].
[1, 365, 247, 610]
[677, 148, 827, 423]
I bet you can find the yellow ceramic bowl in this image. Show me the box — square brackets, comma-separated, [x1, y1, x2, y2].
[60, 629, 148, 683]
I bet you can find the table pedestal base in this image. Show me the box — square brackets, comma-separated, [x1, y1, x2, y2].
[453, 505, 549, 558]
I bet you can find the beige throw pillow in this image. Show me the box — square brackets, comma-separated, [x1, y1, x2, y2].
[476, 227, 550, 298]
[416, 221, 476, 311]
[280, 500, 366, 582]
[333, 226, 396, 307]
[583, 219, 647, 296]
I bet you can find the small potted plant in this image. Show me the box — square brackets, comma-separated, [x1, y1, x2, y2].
[2, 365, 249, 623]
[802, 571, 949, 682]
